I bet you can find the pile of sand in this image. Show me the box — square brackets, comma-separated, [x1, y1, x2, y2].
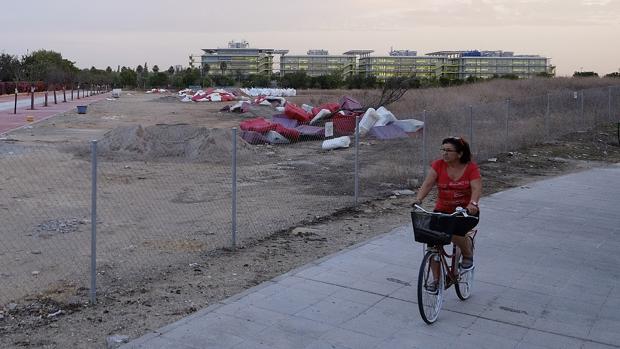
[96, 124, 254, 163]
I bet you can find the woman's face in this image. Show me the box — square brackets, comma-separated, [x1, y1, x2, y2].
[440, 142, 461, 163]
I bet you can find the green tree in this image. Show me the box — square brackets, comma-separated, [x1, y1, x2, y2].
[202, 64, 210, 76]
[0, 53, 21, 82]
[573, 71, 599, 77]
[211, 74, 235, 87]
[219, 61, 227, 75]
[148, 72, 168, 87]
[604, 72, 620, 78]
[279, 71, 309, 89]
[181, 67, 201, 87]
[152, 65, 159, 73]
[119, 67, 137, 87]
[20, 50, 79, 89]
[242, 73, 270, 88]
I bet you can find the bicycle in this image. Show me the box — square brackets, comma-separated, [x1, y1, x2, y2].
[411, 204, 478, 324]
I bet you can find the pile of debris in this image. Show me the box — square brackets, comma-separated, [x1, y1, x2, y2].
[178, 88, 238, 102]
[233, 95, 424, 149]
[96, 124, 254, 163]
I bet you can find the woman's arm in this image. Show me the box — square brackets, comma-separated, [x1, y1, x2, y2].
[413, 168, 438, 205]
[466, 178, 482, 214]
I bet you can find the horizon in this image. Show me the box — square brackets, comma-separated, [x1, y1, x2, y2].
[3, 0, 619, 77]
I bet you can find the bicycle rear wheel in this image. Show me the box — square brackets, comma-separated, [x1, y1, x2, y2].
[417, 250, 444, 324]
[455, 264, 474, 300]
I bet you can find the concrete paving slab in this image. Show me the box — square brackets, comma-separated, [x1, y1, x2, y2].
[120, 165, 620, 349]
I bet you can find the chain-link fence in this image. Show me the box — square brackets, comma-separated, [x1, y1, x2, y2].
[1, 84, 619, 305]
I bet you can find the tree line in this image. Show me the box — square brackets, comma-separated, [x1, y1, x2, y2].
[3, 49, 617, 95]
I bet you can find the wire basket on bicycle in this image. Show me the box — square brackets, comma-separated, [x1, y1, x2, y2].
[411, 209, 478, 245]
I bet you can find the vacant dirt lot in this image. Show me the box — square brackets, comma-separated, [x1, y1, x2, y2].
[1, 89, 619, 348]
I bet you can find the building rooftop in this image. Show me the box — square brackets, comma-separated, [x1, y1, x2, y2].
[342, 50, 374, 56]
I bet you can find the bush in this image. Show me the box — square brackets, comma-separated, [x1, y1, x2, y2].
[148, 72, 169, 88]
[241, 74, 271, 88]
[211, 74, 235, 87]
[202, 76, 213, 88]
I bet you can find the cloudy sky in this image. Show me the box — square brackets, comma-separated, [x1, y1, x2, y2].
[3, 0, 619, 76]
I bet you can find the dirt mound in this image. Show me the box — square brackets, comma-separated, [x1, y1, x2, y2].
[96, 124, 254, 163]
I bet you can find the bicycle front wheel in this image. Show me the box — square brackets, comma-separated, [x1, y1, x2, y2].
[455, 266, 474, 300]
[417, 250, 444, 324]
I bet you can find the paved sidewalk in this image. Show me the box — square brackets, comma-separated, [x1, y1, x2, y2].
[0, 92, 109, 134]
[121, 165, 620, 349]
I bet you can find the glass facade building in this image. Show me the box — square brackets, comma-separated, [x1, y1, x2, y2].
[196, 44, 553, 80]
[280, 51, 357, 77]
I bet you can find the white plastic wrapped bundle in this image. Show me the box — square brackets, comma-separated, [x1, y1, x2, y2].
[357, 108, 380, 136]
[265, 131, 290, 144]
[240, 88, 297, 97]
[375, 106, 398, 126]
[321, 136, 351, 150]
[310, 109, 331, 125]
[393, 119, 424, 133]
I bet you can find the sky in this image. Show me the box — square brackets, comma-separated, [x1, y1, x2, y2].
[2, 0, 619, 76]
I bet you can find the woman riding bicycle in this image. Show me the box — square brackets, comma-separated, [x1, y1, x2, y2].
[413, 136, 482, 270]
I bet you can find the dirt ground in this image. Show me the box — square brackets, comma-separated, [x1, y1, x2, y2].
[1, 91, 619, 348]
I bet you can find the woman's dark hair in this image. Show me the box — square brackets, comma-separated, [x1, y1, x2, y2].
[442, 136, 472, 164]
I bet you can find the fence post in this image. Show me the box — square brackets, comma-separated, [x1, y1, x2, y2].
[90, 140, 98, 304]
[354, 116, 360, 206]
[53, 89, 57, 104]
[14, 88, 18, 114]
[231, 128, 237, 249]
[44, 92, 48, 107]
[609, 86, 612, 123]
[545, 93, 550, 142]
[422, 110, 427, 179]
[580, 90, 585, 131]
[504, 99, 510, 153]
[468, 105, 473, 151]
[30, 86, 35, 110]
[63, 88, 67, 103]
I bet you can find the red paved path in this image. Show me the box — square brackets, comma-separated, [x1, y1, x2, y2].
[0, 92, 111, 134]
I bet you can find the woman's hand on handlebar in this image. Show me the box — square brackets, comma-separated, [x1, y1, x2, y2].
[411, 198, 422, 208]
[466, 203, 479, 215]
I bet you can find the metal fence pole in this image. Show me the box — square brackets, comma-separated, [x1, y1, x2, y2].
[504, 99, 510, 153]
[231, 128, 237, 249]
[609, 86, 612, 123]
[545, 93, 550, 142]
[30, 86, 35, 110]
[422, 110, 427, 179]
[580, 90, 585, 131]
[90, 140, 98, 304]
[354, 116, 360, 206]
[468, 105, 473, 151]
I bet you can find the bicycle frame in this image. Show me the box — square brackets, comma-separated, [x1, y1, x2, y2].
[427, 244, 459, 290]
[427, 228, 477, 290]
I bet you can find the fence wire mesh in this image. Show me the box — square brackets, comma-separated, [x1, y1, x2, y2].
[0, 147, 91, 305]
[1, 83, 619, 306]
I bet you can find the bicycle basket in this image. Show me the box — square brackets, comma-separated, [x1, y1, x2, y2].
[411, 211, 453, 245]
[411, 211, 479, 245]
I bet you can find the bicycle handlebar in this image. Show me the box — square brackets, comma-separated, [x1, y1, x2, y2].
[412, 204, 477, 220]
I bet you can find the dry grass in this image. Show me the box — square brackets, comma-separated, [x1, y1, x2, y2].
[289, 77, 620, 185]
